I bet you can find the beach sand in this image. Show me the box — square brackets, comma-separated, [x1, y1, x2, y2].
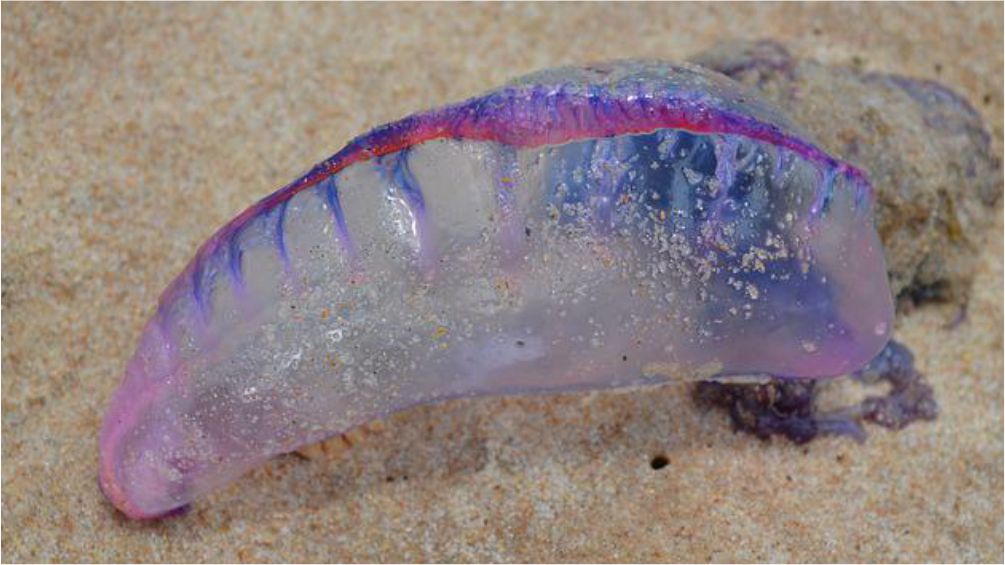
[2, 3, 1002, 562]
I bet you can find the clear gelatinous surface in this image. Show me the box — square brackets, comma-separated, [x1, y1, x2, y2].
[99, 61, 894, 518]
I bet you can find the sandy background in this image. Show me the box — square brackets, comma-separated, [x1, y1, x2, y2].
[2, 3, 1002, 562]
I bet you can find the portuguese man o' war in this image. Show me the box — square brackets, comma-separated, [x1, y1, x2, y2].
[100, 60, 896, 518]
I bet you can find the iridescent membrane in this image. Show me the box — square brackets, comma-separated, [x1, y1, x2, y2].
[100, 61, 893, 519]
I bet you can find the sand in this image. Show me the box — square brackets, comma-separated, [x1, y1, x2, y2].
[2, 3, 1002, 562]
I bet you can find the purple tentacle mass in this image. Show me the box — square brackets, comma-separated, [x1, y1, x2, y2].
[100, 60, 894, 519]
